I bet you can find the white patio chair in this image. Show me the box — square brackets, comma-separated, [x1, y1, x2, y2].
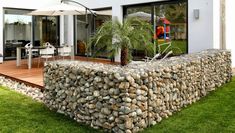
[38, 45, 55, 67]
[43, 42, 52, 47]
[24, 43, 39, 65]
[25, 43, 39, 57]
[57, 44, 72, 60]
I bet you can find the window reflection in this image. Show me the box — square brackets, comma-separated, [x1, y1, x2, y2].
[34, 16, 59, 47]
[4, 9, 32, 60]
[76, 9, 112, 58]
[125, 1, 187, 60]
[154, 2, 187, 54]
[126, 6, 152, 60]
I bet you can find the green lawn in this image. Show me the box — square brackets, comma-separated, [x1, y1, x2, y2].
[0, 87, 101, 133]
[171, 40, 187, 53]
[158, 40, 187, 55]
[143, 77, 235, 133]
[1, 77, 235, 133]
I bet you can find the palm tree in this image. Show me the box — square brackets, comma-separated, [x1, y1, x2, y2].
[88, 17, 154, 66]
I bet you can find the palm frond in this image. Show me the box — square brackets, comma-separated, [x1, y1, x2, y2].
[89, 17, 154, 60]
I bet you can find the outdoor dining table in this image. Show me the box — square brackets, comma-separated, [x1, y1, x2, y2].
[16, 46, 63, 69]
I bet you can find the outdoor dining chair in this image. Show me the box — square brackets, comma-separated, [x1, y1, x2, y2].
[25, 42, 39, 64]
[43, 42, 52, 47]
[38, 44, 55, 67]
[57, 44, 72, 60]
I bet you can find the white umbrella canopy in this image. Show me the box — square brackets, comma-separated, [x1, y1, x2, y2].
[127, 11, 157, 21]
[96, 10, 112, 16]
[28, 3, 95, 16]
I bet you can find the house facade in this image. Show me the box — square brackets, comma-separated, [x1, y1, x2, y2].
[0, 0, 234, 67]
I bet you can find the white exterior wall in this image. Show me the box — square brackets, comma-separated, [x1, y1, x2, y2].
[213, 0, 221, 49]
[226, 0, 235, 67]
[188, 0, 214, 53]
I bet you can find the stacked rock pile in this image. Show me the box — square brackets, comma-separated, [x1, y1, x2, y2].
[44, 49, 232, 133]
[0, 76, 43, 102]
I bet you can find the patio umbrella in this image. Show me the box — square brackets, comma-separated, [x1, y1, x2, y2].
[28, 3, 95, 16]
[127, 11, 156, 21]
[28, 2, 96, 57]
[96, 10, 112, 16]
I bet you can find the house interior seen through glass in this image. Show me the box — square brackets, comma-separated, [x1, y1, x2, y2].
[75, 9, 112, 58]
[4, 8, 59, 60]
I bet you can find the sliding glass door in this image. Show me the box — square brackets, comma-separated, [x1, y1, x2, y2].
[124, 0, 187, 60]
[3, 8, 60, 60]
[33, 16, 60, 47]
[4, 8, 32, 60]
[154, 2, 187, 53]
[125, 6, 152, 60]
[75, 9, 112, 58]
[75, 14, 90, 56]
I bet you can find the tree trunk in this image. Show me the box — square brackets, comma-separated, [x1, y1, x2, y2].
[121, 47, 128, 66]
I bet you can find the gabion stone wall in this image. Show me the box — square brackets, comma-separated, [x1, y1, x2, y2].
[44, 49, 232, 133]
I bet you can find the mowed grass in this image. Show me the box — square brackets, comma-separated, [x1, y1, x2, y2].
[172, 40, 187, 53]
[159, 40, 187, 55]
[0, 86, 102, 133]
[143, 77, 235, 133]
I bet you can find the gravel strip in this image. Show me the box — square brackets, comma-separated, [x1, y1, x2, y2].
[0, 76, 44, 102]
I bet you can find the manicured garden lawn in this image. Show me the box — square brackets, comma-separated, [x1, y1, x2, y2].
[171, 40, 187, 53]
[0, 87, 101, 133]
[143, 77, 235, 133]
[0, 77, 235, 133]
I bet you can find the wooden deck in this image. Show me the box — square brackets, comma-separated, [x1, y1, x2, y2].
[0, 56, 118, 89]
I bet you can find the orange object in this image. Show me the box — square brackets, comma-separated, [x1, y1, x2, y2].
[156, 26, 164, 38]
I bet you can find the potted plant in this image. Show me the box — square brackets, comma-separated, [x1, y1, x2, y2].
[88, 17, 154, 66]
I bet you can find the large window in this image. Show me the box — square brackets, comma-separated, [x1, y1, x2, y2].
[126, 6, 152, 60]
[124, 0, 187, 60]
[92, 9, 112, 58]
[75, 9, 112, 58]
[33, 16, 60, 47]
[3, 8, 60, 60]
[75, 14, 93, 56]
[154, 2, 187, 53]
[4, 8, 32, 60]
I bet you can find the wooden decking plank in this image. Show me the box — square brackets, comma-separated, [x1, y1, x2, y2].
[0, 57, 118, 90]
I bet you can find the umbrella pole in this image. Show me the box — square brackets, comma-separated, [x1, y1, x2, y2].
[153, 7, 156, 56]
[85, 8, 89, 58]
[61, 0, 96, 16]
